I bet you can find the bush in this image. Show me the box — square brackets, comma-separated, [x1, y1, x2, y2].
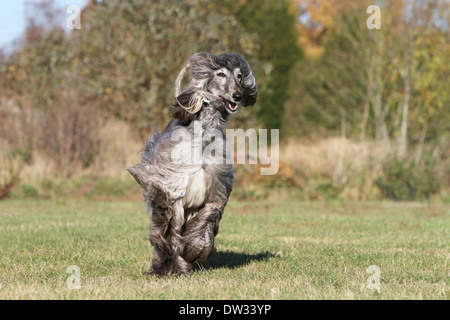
[220, 0, 303, 130]
[375, 155, 440, 201]
[21, 184, 39, 198]
[0, 152, 23, 199]
[42, 100, 102, 177]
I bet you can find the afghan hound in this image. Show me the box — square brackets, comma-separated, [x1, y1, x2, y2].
[127, 52, 258, 275]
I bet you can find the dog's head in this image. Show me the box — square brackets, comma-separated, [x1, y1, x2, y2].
[173, 52, 258, 122]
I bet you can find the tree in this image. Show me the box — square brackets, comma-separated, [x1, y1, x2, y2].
[0, 0, 260, 177]
[219, 0, 303, 130]
[293, 0, 354, 57]
[3, 0, 257, 135]
[378, 0, 450, 159]
[285, 2, 373, 137]
[286, 0, 450, 162]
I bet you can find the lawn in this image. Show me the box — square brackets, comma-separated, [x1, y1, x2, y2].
[0, 198, 448, 299]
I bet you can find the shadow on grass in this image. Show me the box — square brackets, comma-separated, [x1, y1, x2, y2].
[202, 250, 276, 270]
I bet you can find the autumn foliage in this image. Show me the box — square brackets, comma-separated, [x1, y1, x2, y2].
[0, 0, 449, 200]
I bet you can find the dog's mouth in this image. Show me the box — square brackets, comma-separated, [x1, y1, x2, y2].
[220, 96, 238, 114]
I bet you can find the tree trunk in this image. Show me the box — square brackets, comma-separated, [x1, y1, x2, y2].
[398, 29, 413, 159]
[360, 47, 375, 141]
[415, 123, 428, 166]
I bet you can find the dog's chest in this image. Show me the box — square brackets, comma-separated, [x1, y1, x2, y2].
[182, 125, 232, 209]
[183, 169, 206, 209]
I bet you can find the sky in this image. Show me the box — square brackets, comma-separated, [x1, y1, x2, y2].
[0, 0, 88, 50]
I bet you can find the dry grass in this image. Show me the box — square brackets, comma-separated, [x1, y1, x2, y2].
[282, 138, 389, 181]
[1, 104, 447, 201]
[0, 113, 142, 192]
[93, 119, 143, 177]
[280, 138, 392, 200]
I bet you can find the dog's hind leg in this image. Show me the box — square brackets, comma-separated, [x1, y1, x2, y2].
[181, 203, 222, 267]
[148, 199, 191, 276]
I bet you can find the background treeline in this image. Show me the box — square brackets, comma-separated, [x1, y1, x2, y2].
[0, 0, 449, 201]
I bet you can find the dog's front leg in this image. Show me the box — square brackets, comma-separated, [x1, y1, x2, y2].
[181, 203, 223, 268]
[147, 199, 191, 276]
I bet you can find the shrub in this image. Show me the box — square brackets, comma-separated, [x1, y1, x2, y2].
[0, 152, 23, 199]
[42, 100, 102, 177]
[21, 184, 39, 198]
[375, 155, 440, 201]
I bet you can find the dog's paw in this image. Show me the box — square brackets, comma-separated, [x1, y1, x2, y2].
[145, 256, 192, 277]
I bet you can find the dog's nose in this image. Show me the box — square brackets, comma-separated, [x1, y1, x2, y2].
[232, 92, 243, 102]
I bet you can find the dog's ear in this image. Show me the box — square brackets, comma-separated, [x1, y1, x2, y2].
[173, 63, 203, 116]
[238, 56, 258, 107]
[172, 53, 219, 122]
[172, 89, 204, 123]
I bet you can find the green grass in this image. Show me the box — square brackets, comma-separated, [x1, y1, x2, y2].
[0, 198, 448, 299]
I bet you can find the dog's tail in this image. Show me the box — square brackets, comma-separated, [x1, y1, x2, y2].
[126, 125, 162, 189]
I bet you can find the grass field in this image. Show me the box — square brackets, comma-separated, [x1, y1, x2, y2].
[0, 198, 448, 299]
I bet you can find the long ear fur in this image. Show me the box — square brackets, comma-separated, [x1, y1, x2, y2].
[172, 89, 205, 123]
[172, 53, 219, 122]
[237, 56, 258, 107]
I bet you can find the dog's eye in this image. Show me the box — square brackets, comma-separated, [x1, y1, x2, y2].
[237, 74, 242, 81]
[217, 72, 226, 78]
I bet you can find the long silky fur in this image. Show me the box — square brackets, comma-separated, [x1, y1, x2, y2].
[127, 52, 258, 276]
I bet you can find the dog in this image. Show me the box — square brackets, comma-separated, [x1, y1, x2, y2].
[127, 52, 257, 275]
